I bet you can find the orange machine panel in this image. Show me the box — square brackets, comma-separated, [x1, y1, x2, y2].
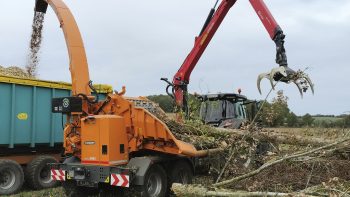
[81, 115, 129, 166]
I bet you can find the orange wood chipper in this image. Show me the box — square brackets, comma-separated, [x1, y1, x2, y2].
[34, 0, 217, 196]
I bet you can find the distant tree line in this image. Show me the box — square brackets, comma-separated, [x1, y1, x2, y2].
[256, 90, 350, 128]
[147, 92, 350, 128]
[147, 94, 174, 113]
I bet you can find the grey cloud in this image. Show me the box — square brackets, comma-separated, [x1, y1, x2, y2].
[0, 0, 349, 115]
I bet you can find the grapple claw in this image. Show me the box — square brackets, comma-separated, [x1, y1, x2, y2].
[292, 80, 304, 98]
[257, 72, 269, 94]
[257, 66, 314, 98]
[257, 66, 288, 94]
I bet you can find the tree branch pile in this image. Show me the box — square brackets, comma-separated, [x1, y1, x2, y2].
[171, 137, 350, 196]
[149, 100, 350, 195]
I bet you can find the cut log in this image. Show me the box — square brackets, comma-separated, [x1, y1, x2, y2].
[171, 183, 317, 197]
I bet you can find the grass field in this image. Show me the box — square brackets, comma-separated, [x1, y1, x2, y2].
[313, 116, 343, 126]
[10, 187, 64, 197]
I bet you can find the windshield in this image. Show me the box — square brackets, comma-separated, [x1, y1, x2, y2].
[200, 100, 247, 123]
[200, 100, 224, 123]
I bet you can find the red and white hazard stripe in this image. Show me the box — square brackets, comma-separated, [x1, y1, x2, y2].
[51, 169, 66, 181]
[110, 173, 129, 187]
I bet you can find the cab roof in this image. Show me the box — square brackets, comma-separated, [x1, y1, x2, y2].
[198, 93, 247, 102]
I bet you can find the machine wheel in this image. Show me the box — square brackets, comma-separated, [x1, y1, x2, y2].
[25, 156, 59, 190]
[62, 181, 99, 197]
[141, 164, 167, 197]
[167, 160, 193, 195]
[0, 159, 24, 195]
[169, 160, 193, 185]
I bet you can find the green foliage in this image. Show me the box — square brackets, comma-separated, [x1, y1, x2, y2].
[286, 112, 298, 127]
[258, 90, 292, 127]
[147, 94, 174, 113]
[300, 113, 314, 127]
[147, 94, 201, 118]
[312, 116, 349, 128]
[343, 115, 350, 127]
[332, 115, 350, 128]
[187, 94, 202, 119]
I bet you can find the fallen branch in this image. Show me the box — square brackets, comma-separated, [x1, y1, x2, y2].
[213, 137, 350, 187]
[172, 183, 317, 197]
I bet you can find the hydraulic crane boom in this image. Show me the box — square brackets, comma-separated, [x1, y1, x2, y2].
[162, 0, 314, 117]
[162, 0, 237, 114]
[250, 0, 287, 66]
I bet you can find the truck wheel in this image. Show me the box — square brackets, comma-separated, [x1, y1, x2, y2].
[169, 160, 193, 185]
[141, 164, 167, 197]
[167, 160, 193, 195]
[62, 181, 99, 197]
[0, 159, 24, 195]
[25, 156, 59, 190]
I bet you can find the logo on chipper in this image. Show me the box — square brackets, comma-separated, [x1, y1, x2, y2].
[84, 141, 96, 145]
[62, 98, 70, 108]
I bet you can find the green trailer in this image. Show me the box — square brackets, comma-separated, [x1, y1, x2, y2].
[0, 75, 111, 195]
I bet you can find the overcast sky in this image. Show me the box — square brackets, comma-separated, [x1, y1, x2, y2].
[0, 0, 349, 115]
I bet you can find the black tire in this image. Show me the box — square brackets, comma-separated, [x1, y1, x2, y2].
[169, 160, 193, 184]
[168, 160, 193, 195]
[25, 156, 59, 190]
[62, 181, 100, 197]
[0, 159, 24, 195]
[141, 164, 167, 197]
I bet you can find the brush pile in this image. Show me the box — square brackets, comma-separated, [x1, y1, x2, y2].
[150, 105, 350, 195]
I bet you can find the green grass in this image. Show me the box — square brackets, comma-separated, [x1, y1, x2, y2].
[313, 116, 342, 122]
[10, 187, 64, 197]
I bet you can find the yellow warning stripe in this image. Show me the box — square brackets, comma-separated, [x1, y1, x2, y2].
[0, 75, 113, 93]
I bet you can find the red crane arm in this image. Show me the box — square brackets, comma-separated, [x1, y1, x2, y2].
[163, 0, 292, 116]
[169, 0, 237, 110]
[173, 0, 237, 87]
[249, 0, 280, 40]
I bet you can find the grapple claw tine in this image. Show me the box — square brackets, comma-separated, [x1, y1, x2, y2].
[293, 80, 304, 98]
[269, 73, 275, 90]
[304, 74, 314, 94]
[257, 73, 269, 95]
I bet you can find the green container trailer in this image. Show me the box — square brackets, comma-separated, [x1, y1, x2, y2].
[0, 75, 111, 195]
